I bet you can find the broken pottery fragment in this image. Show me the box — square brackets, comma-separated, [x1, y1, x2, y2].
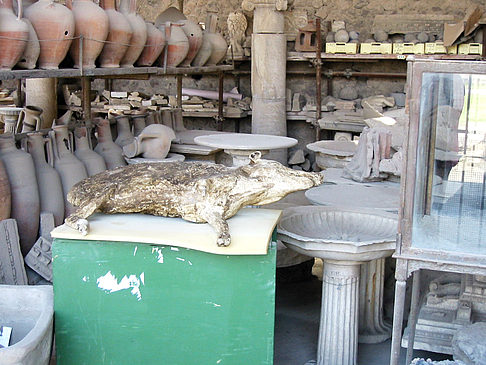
[65, 152, 324, 246]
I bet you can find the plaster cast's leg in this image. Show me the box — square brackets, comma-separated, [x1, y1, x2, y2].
[65, 198, 106, 235]
[199, 210, 231, 247]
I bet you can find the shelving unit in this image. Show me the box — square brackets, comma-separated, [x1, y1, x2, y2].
[0, 64, 234, 130]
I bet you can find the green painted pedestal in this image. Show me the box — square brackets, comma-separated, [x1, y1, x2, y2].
[52, 210, 278, 365]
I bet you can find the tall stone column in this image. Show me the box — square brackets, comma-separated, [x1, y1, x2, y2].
[318, 261, 360, 365]
[243, 0, 287, 163]
[358, 258, 392, 343]
[26, 78, 57, 129]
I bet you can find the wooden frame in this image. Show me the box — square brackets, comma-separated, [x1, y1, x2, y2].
[390, 58, 486, 365]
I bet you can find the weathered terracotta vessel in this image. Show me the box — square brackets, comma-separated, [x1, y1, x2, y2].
[136, 22, 165, 67]
[50, 124, 88, 217]
[93, 118, 126, 169]
[0, 0, 29, 70]
[67, 0, 109, 69]
[74, 126, 107, 176]
[119, 0, 146, 67]
[17, 105, 42, 133]
[24, 0, 75, 69]
[0, 134, 40, 255]
[27, 132, 64, 226]
[159, 21, 189, 67]
[205, 12, 226, 65]
[179, 19, 202, 66]
[114, 115, 134, 147]
[98, 0, 133, 68]
[0, 159, 11, 221]
[131, 114, 146, 137]
[191, 32, 212, 66]
[16, 18, 39, 69]
[123, 124, 176, 159]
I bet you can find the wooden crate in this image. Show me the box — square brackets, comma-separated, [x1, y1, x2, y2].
[393, 43, 425, 54]
[458, 43, 482, 55]
[326, 42, 359, 54]
[360, 43, 393, 54]
[424, 42, 457, 54]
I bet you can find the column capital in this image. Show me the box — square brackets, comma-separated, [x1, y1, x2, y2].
[242, 0, 288, 12]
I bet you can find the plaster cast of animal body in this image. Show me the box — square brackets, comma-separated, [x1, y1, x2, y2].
[65, 152, 324, 246]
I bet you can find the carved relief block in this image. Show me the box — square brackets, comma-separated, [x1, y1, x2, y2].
[0, 219, 28, 285]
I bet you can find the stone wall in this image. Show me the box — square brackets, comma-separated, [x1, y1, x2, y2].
[137, 0, 479, 41]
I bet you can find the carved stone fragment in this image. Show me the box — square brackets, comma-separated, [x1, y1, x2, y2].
[0, 219, 28, 285]
[65, 154, 324, 246]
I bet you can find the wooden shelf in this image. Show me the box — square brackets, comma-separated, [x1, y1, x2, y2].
[0, 64, 233, 80]
[287, 51, 483, 62]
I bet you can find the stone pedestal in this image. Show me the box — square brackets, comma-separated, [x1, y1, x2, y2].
[359, 258, 392, 343]
[318, 261, 360, 365]
[26, 78, 57, 130]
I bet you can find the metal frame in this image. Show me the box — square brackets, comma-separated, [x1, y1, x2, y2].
[390, 58, 486, 365]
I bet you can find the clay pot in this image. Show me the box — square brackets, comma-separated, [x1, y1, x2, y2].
[179, 19, 202, 67]
[205, 31, 227, 65]
[93, 118, 126, 169]
[123, 124, 176, 159]
[114, 115, 134, 147]
[0, 159, 11, 221]
[67, 0, 109, 69]
[98, 0, 133, 68]
[0, 0, 29, 70]
[205, 12, 226, 65]
[131, 114, 146, 137]
[74, 126, 107, 176]
[159, 21, 189, 67]
[50, 124, 88, 217]
[26, 132, 64, 226]
[145, 111, 156, 125]
[119, 0, 146, 68]
[16, 18, 40, 69]
[24, 0, 74, 69]
[191, 31, 212, 67]
[0, 107, 23, 134]
[0, 134, 40, 255]
[136, 22, 165, 67]
[17, 105, 42, 133]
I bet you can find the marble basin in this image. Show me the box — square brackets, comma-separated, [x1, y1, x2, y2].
[306, 140, 358, 169]
[0, 285, 53, 365]
[277, 206, 397, 262]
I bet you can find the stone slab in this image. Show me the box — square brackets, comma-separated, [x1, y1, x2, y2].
[0, 219, 28, 285]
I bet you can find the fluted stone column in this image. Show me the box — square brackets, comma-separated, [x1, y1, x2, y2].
[318, 261, 360, 365]
[242, 0, 288, 163]
[358, 258, 392, 343]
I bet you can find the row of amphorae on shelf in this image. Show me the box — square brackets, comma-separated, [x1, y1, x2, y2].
[0, 0, 227, 70]
[0, 108, 180, 257]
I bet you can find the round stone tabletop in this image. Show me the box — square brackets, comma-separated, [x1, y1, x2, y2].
[305, 182, 400, 212]
[194, 133, 298, 151]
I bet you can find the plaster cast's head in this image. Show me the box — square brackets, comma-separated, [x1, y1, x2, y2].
[240, 151, 324, 205]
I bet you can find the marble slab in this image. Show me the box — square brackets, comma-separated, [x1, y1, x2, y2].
[51, 208, 282, 256]
[194, 133, 297, 151]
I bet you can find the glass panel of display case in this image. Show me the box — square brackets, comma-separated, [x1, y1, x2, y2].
[412, 72, 486, 254]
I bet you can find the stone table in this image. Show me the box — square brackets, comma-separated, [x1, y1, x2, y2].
[194, 133, 297, 166]
[278, 206, 397, 365]
[305, 173, 400, 344]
